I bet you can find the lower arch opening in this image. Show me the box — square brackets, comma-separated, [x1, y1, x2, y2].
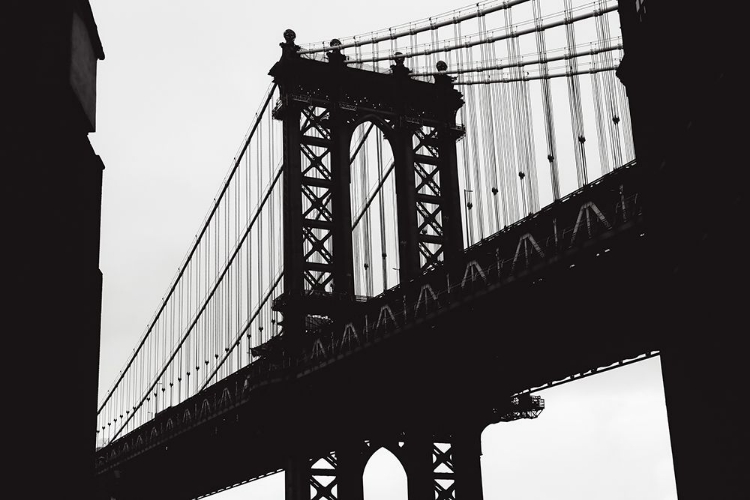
[363, 447, 408, 500]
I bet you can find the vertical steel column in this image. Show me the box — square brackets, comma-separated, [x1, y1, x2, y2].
[393, 124, 421, 282]
[272, 33, 357, 341]
[432, 69, 466, 273]
[452, 428, 484, 500]
[336, 444, 365, 500]
[281, 104, 304, 294]
[436, 124, 465, 271]
[279, 100, 306, 337]
[285, 455, 310, 500]
[330, 106, 355, 297]
[404, 432, 434, 500]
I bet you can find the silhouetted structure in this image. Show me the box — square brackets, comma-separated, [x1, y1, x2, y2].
[94, 29, 658, 499]
[11, 1, 739, 498]
[271, 31, 482, 500]
[6, 1, 104, 497]
[617, 1, 744, 499]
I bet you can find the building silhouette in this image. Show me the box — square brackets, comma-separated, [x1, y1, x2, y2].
[6, 1, 104, 497]
[618, 1, 744, 498]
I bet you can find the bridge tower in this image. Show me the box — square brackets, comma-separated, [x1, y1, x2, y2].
[270, 30, 464, 342]
[268, 31, 478, 500]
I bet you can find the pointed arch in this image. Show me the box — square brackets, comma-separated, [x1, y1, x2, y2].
[363, 447, 408, 500]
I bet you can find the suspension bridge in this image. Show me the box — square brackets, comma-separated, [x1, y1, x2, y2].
[88, 0, 743, 499]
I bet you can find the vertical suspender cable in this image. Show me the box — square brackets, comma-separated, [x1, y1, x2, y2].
[563, 0, 588, 188]
[480, 15, 502, 234]
[464, 43, 479, 245]
[476, 10, 493, 237]
[533, 0, 561, 201]
[366, 137, 374, 295]
[257, 118, 263, 343]
[454, 21, 472, 245]
[234, 138, 240, 373]
[591, 51, 610, 175]
[504, 7, 524, 222]
[246, 147, 253, 364]
[506, 7, 525, 218]
[596, 4, 622, 169]
[615, 44, 635, 162]
[377, 128, 388, 291]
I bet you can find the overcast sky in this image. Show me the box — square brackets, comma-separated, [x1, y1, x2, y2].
[89, 0, 677, 498]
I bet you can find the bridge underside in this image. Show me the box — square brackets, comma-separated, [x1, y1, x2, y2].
[98, 201, 660, 500]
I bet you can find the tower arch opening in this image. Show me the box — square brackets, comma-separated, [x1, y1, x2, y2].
[348, 120, 400, 298]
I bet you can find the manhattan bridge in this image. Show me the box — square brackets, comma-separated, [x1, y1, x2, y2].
[93, 1, 744, 499]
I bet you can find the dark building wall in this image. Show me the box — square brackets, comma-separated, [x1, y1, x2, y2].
[5, 1, 104, 497]
[617, 2, 744, 499]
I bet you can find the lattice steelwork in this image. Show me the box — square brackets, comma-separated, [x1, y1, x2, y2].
[310, 452, 339, 500]
[433, 442, 457, 500]
[413, 125, 448, 270]
[298, 105, 336, 292]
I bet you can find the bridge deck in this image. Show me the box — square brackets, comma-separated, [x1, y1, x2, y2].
[96, 162, 660, 499]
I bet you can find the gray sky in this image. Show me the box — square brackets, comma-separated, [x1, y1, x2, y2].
[89, 0, 677, 498]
